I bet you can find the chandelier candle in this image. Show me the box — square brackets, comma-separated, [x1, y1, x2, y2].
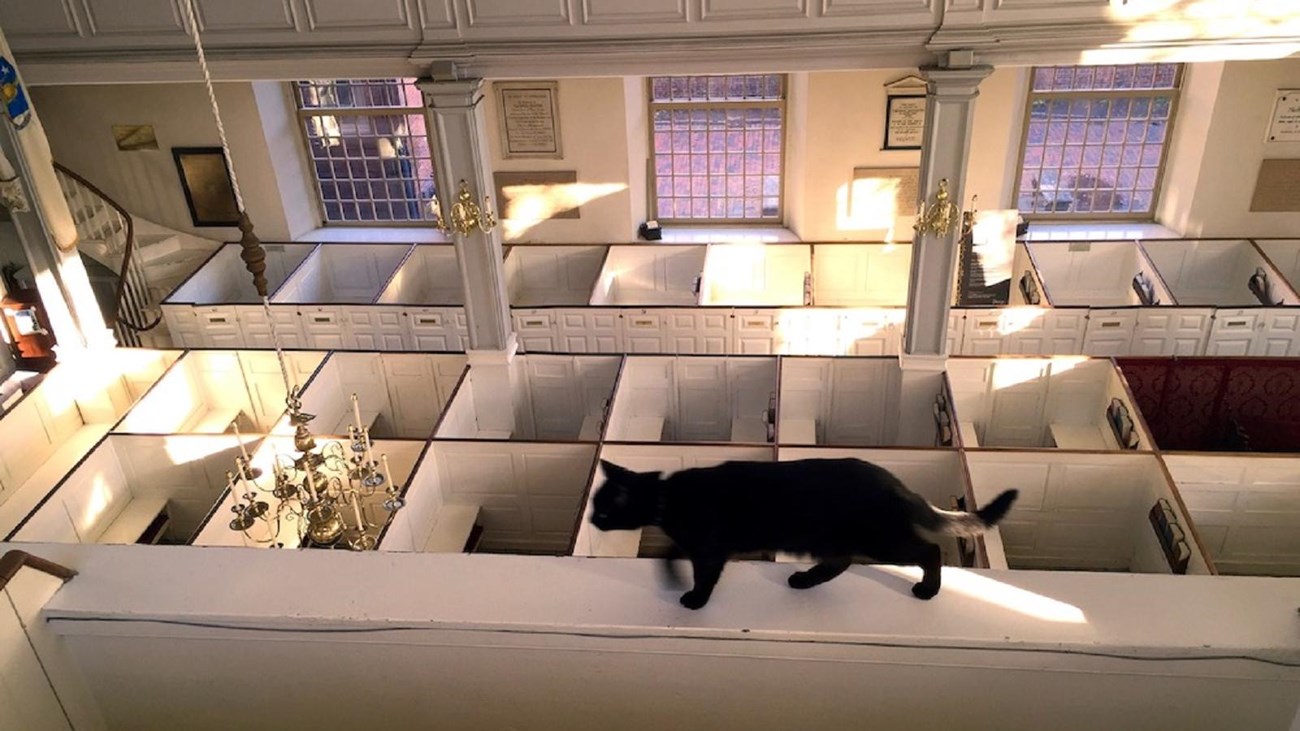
[351, 393, 363, 432]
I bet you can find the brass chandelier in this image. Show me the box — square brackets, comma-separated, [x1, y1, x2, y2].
[180, 0, 404, 549]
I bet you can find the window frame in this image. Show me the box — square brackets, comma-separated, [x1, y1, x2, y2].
[1012, 64, 1183, 222]
[647, 75, 788, 226]
[293, 79, 438, 227]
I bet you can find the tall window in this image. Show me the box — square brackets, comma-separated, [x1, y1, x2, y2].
[1015, 64, 1181, 218]
[295, 79, 437, 223]
[650, 75, 785, 222]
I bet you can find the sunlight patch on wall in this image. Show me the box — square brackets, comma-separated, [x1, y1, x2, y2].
[500, 182, 625, 239]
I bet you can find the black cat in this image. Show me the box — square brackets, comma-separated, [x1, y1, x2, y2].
[589, 458, 1018, 610]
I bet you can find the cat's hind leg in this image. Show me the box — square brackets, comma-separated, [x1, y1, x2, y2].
[787, 557, 852, 589]
[680, 553, 726, 610]
[660, 544, 686, 589]
[908, 541, 943, 600]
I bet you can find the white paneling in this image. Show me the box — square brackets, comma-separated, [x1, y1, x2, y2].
[700, 0, 809, 21]
[385, 355, 443, 438]
[0, 0, 83, 39]
[1081, 309, 1135, 356]
[621, 310, 666, 353]
[193, 306, 244, 349]
[664, 309, 731, 355]
[1129, 308, 1212, 357]
[1205, 309, 1257, 357]
[298, 305, 347, 350]
[812, 244, 911, 307]
[580, 0, 687, 23]
[347, 307, 408, 351]
[303, 0, 414, 29]
[80, 0, 184, 36]
[162, 306, 202, 349]
[676, 358, 730, 442]
[237, 304, 307, 350]
[1165, 455, 1300, 576]
[513, 310, 558, 353]
[556, 309, 621, 353]
[732, 309, 779, 355]
[966, 452, 1173, 573]
[434, 441, 596, 553]
[1000, 308, 1085, 355]
[525, 357, 584, 440]
[195, 0, 296, 31]
[416, 0, 456, 28]
[839, 309, 903, 356]
[406, 307, 464, 351]
[820, 0, 934, 17]
[465, 0, 573, 27]
[1252, 309, 1300, 357]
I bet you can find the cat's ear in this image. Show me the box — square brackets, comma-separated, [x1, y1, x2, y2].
[600, 459, 632, 480]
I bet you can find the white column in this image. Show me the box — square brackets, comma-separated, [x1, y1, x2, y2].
[902, 64, 993, 359]
[0, 29, 111, 353]
[419, 76, 515, 356]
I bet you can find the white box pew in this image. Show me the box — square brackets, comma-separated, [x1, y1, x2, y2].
[699, 243, 811, 306]
[965, 451, 1211, 574]
[1253, 239, 1300, 296]
[572, 443, 772, 558]
[605, 356, 777, 444]
[956, 306, 1087, 356]
[271, 243, 413, 350]
[280, 352, 467, 440]
[811, 244, 911, 307]
[1163, 454, 1300, 577]
[8, 433, 258, 545]
[374, 243, 466, 351]
[776, 447, 971, 566]
[161, 242, 316, 348]
[946, 357, 1152, 451]
[383, 440, 597, 555]
[116, 350, 324, 435]
[1141, 239, 1300, 357]
[506, 245, 606, 308]
[779, 357, 925, 447]
[0, 349, 181, 537]
[435, 355, 618, 442]
[592, 245, 705, 306]
[191, 437, 423, 549]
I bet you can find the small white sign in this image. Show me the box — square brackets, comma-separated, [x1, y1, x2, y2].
[1266, 89, 1300, 142]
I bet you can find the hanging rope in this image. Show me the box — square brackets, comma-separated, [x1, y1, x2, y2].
[180, 0, 243, 213]
[179, 0, 267, 300]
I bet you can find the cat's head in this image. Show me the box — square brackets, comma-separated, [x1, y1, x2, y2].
[590, 459, 663, 531]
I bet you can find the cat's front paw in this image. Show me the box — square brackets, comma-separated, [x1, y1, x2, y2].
[911, 582, 939, 600]
[680, 590, 710, 610]
[788, 571, 817, 589]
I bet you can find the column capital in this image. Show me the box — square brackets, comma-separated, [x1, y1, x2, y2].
[919, 65, 994, 97]
[417, 77, 485, 108]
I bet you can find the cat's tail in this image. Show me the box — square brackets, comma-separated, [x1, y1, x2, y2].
[918, 489, 1019, 537]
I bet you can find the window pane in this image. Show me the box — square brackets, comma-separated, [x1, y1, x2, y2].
[1017, 64, 1180, 217]
[296, 79, 436, 223]
[648, 73, 784, 221]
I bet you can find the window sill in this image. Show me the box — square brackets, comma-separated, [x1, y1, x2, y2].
[1021, 221, 1181, 241]
[297, 226, 450, 244]
[658, 226, 801, 244]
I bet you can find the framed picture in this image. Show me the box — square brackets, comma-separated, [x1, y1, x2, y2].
[495, 81, 563, 159]
[172, 147, 241, 226]
[884, 95, 926, 150]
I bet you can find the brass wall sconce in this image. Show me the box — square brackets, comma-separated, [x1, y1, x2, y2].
[431, 179, 497, 235]
[914, 178, 960, 237]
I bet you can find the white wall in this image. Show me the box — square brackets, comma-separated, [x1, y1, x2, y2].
[789, 67, 1026, 242]
[1162, 58, 1300, 237]
[14, 541, 1300, 731]
[32, 82, 299, 241]
[484, 78, 636, 243]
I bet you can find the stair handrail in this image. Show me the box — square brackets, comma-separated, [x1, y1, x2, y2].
[0, 549, 77, 592]
[51, 161, 161, 333]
